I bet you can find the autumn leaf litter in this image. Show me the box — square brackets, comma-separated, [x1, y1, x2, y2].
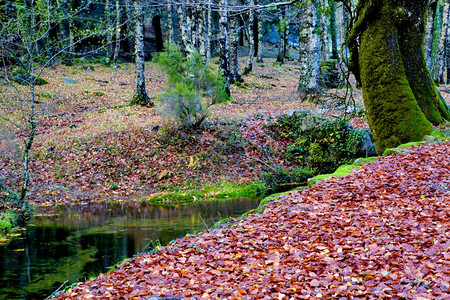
[55, 141, 450, 299]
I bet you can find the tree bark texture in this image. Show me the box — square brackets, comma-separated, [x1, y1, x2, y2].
[297, 1, 321, 96]
[112, 0, 121, 67]
[219, 0, 231, 95]
[348, 0, 449, 153]
[177, 0, 192, 54]
[425, 1, 437, 72]
[229, 10, 242, 83]
[437, 0, 449, 84]
[276, 6, 287, 63]
[132, 0, 152, 106]
[243, 0, 255, 75]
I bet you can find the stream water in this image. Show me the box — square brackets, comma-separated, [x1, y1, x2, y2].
[0, 198, 260, 300]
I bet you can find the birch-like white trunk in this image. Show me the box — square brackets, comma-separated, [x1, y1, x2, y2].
[206, 0, 212, 62]
[229, 14, 241, 82]
[112, 0, 121, 68]
[199, 4, 207, 62]
[219, 0, 231, 95]
[437, 1, 449, 84]
[177, 0, 192, 54]
[425, 1, 437, 71]
[297, 1, 320, 96]
[132, 0, 152, 106]
[166, 0, 174, 44]
[243, 0, 255, 75]
[256, 1, 264, 63]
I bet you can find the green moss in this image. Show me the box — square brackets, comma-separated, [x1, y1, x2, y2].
[308, 156, 377, 186]
[358, 1, 432, 154]
[10, 69, 48, 86]
[0, 210, 16, 235]
[148, 183, 265, 206]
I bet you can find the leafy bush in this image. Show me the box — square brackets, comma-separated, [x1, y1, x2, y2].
[9, 68, 48, 86]
[261, 167, 314, 193]
[269, 113, 364, 174]
[153, 43, 230, 129]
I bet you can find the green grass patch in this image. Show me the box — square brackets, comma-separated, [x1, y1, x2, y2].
[308, 157, 377, 185]
[148, 182, 265, 206]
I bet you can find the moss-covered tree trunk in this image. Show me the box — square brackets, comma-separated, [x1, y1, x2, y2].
[348, 0, 449, 154]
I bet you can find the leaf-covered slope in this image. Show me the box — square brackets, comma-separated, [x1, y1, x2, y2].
[55, 141, 450, 299]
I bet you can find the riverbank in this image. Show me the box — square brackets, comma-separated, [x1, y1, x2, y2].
[55, 141, 450, 299]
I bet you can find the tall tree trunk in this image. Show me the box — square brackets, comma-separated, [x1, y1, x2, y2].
[329, 0, 338, 60]
[243, 0, 255, 75]
[425, 1, 437, 71]
[206, 0, 212, 62]
[177, 0, 192, 54]
[276, 6, 286, 63]
[112, 0, 121, 68]
[319, 0, 329, 61]
[229, 13, 242, 83]
[105, 0, 113, 58]
[256, 1, 264, 63]
[348, 0, 449, 153]
[253, 6, 259, 57]
[297, 1, 320, 96]
[199, 4, 207, 62]
[437, 0, 449, 84]
[132, 0, 152, 106]
[124, 0, 134, 56]
[166, 0, 174, 44]
[219, 0, 231, 95]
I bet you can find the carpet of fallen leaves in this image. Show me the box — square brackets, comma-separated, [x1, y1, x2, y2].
[55, 141, 450, 299]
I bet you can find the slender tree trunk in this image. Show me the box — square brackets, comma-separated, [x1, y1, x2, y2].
[177, 0, 192, 54]
[253, 6, 259, 57]
[243, 0, 255, 75]
[329, 0, 338, 60]
[256, 1, 264, 63]
[319, 0, 329, 61]
[105, 0, 113, 58]
[425, 1, 437, 71]
[276, 6, 286, 63]
[132, 0, 152, 106]
[124, 0, 134, 57]
[199, 4, 207, 62]
[437, 0, 449, 84]
[229, 12, 242, 82]
[206, 0, 212, 62]
[112, 0, 121, 67]
[166, 0, 174, 44]
[297, 1, 320, 96]
[219, 0, 231, 95]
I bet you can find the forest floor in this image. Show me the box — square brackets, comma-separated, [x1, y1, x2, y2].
[54, 140, 450, 299]
[1, 57, 371, 211]
[1, 56, 450, 297]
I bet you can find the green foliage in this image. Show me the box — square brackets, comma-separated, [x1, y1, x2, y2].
[261, 167, 314, 193]
[149, 183, 265, 206]
[269, 113, 365, 174]
[153, 43, 230, 129]
[10, 69, 48, 86]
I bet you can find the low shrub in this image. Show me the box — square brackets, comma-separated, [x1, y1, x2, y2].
[261, 167, 314, 193]
[153, 43, 230, 129]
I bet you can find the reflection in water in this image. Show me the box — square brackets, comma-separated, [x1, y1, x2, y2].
[0, 198, 260, 300]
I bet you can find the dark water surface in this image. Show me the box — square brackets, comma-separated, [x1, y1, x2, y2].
[0, 198, 260, 300]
